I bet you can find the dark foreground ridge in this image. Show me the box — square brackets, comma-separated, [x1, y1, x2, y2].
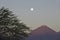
[25, 25, 60, 40]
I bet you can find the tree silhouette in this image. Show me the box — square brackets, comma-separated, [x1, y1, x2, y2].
[0, 7, 30, 40]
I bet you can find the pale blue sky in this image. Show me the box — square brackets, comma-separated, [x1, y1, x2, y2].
[0, 0, 60, 32]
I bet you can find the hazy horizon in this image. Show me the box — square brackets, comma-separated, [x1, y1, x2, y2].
[0, 0, 60, 32]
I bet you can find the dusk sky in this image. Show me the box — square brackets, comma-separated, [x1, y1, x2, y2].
[0, 0, 60, 32]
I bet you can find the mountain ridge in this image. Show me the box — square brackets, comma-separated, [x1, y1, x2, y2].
[30, 25, 56, 35]
[25, 25, 60, 40]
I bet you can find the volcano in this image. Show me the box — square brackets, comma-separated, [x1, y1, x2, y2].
[26, 25, 59, 40]
[30, 25, 56, 35]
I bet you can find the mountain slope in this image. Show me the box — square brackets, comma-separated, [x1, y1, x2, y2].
[26, 25, 59, 40]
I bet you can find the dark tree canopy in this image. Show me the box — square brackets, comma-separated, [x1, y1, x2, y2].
[0, 7, 30, 40]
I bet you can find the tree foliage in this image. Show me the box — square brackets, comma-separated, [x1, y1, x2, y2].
[0, 7, 30, 40]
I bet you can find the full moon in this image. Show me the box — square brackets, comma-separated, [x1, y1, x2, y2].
[30, 8, 34, 11]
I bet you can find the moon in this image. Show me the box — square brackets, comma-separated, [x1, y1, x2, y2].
[30, 8, 34, 11]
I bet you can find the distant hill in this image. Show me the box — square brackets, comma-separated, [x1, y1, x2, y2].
[25, 25, 60, 40]
[30, 25, 56, 35]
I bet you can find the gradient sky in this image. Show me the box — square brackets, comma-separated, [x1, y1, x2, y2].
[0, 0, 60, 32]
